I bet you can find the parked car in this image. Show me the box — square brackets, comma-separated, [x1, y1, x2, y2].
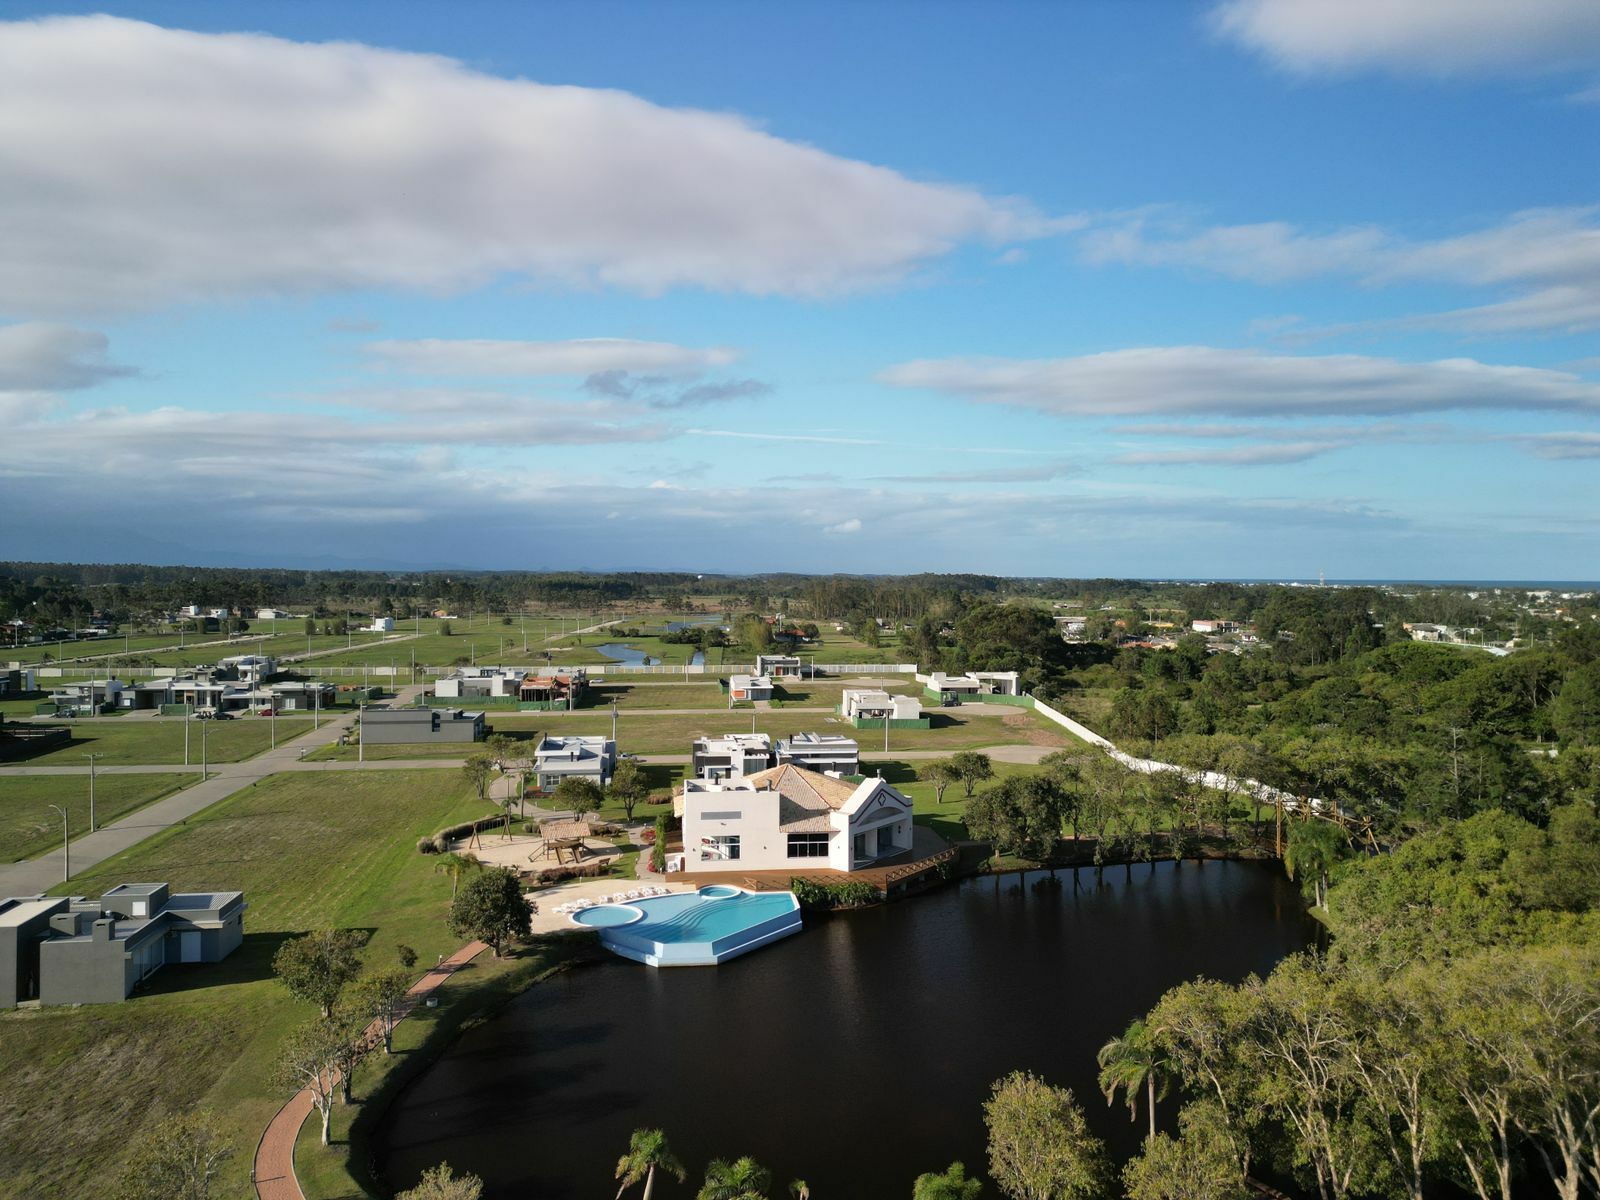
[256, 707, 275, 716]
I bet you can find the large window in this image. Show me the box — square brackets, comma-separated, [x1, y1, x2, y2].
[787, 833, 829, 859]
[710, 835, 741, 861]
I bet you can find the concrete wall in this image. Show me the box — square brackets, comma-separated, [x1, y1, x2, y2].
[38, 933, 134, 1006]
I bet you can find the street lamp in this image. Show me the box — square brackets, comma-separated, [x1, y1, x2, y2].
[83, 753, 102, 832]
[47, 803, 68, 882]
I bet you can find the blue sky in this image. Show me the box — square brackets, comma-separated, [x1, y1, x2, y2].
[1, 1, 1597, 578]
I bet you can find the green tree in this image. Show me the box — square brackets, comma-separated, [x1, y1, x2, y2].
[1283, 819, 1348, 911]
[651, 814, 669, 875]
[950, 751, 994, 799]
[344, 969, 412, 1054]
[609, 758, 651, 821]
[966, 775, 1067, 863]
[434, 851, 483, 902]
[461, 753, 495, 805]
[698, 1155, 772, 1200]
[917, 759, 960, 804]
[448, 865, 531, 957]
[304, 615, 316, 635]
[553, 775, 605, 819]
[110, 1108, 232, 1200]
[438, 620, 453, 636]
[614, 1127, 687, 1200]
[912, 1161, 983, 1200]
[273, 1019, 345, 1146]
[983, 1070, 1107, 1200]
[397, 1162, 484, 1200]
[271, 928, 367, 1019]
[1096, 1018, 1169, 1139]
[1121, 1100, 1248, 1200]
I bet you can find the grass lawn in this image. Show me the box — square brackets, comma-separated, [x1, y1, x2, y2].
[585, 682, 730, 709]
[1, 697, 47, 717]
[0, 774, 193, 862]
[311, 708, 1069, 761]
[15, 716, 316, 766]
[0, 769, 512, 1200]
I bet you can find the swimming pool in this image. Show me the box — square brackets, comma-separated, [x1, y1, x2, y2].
[572, 885, 802, 967]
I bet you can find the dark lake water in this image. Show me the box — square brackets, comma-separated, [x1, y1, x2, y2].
[379, 861, 1316, 1199]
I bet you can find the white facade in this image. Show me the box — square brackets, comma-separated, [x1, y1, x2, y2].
[754, 654, 804, 677]
[841, 689, 923, 722]
[728, 673, 773, 701]
[435, 667, 519, 699]
[676, 765, 915, 874]
[533, 735, 616, 789]
[775, 732, 859, 775]
[692, 733, 776, 781]
[366, 617, 395, 633]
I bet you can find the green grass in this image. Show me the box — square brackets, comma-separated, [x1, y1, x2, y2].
[0, 774, 193, 862]
[0, 769, 500, 1200]
[15, 716, 316, 766]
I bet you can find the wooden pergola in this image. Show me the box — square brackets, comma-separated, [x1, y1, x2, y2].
[536, 819, 593, 865]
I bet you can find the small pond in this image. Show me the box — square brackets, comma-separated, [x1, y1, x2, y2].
[379, 861, 1315, 1198]
[595, 642, 705, 667]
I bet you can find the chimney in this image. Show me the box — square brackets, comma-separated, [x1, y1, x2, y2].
[91, 918, 115, 942]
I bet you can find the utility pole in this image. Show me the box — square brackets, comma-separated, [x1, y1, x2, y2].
[610, 701, 618, 744]
[269, 701, 276, 749]
[201, 718, 208, 781]
[84, 753, 102, 831]
[185, 714, 190, 766]
[48, 804, 69, 882]
[314, 686, 320, 731]
[358, 702, 365, 764]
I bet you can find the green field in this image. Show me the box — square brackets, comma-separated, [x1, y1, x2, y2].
[0, 774, 193, 862]
[0, 769, 513, 1200]
[14, 716, 315, 766]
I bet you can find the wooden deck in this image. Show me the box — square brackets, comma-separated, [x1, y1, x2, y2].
[700, 827, 958, 894]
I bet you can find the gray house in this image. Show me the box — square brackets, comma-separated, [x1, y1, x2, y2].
[533, 734, 616, 790]
[1, 883, 245, 1007]
[776, 732, 860, 776]
[361, 707, 485, 745]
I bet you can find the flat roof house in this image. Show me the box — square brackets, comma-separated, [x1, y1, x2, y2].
[1, 882, 245, 1008]
[754, 654, 805, 678]
[921, 670, 1022, 702]
[727, 673, 774, 702]
[47, 678, 124, 713]
[691, 733, 776, 781]
[841, 689, 924, 726]
[675, 764, 914, 874]
[434, 667, 521, 700]
[776, 731, 859, 776]
[362, 707, 485, 745]
[533, 734, 616, 790]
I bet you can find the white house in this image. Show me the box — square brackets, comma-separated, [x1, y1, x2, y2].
[728, 673, 773, 702]
[533, 735, 616, 790]
[754, 654, 805, 678]
[365, 617, 395, 633]
[1191, 619, 1239, 635]
[920, 670, 1022, 701]
[775, 731, 859, 775]
[675, 764, 915, 873]
[691, 733, 776, 781]
[255, 608, 291, 621]
[434, 667, 520, 700]
[840, 689, 923, 722]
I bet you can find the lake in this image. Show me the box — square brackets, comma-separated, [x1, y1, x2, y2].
[378, 861, 1315, 1198]
[596, 641, 705, 667]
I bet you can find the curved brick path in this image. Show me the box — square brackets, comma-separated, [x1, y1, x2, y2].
[252, 940, 489, 1200]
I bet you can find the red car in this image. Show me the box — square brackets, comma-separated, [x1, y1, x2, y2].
[256, 707, 275, 716]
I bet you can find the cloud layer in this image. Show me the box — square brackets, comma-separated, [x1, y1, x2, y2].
[0, 323, 135, 394]
[1213, 0, 1600, 78]
[362, 338, 736, 377]
[0, 16, 1057, 315]
[880, 346, 1600, 418]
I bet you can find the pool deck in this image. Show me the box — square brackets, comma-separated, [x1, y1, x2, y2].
[525, 877, 698, 935]
[687, 824, 956, 894]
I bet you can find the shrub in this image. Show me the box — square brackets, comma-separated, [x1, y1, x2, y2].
[416, 836, 437, 855]
[790, 877, 881, 910]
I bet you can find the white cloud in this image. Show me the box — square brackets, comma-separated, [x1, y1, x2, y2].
[1513, 432, 1600, 459]
[0, 16, 1062, 315]
[0, 323, 135, 392]
[363, 338, 735, 377]
[1212, 0, 1600, 78]
[824, 518, 863, 535]
[1083, 208, 1600, 334]
[1114, 441, 1344, 467]
[879, 346, 1600, 418]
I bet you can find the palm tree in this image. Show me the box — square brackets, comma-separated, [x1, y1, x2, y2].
[1096, 1018, 1169, 1140]
[788, 1182, 811, 1200]
[434, 851, 482, 901]
[1284, 818, 1347, 910]
[697, 1156, 772, 1200]
[615, 1128, 686, 1200]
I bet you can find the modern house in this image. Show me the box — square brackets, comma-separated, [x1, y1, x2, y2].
[365, 617, 395, 633]
[775, 731, 860, 775]
[840, 689, 925, 726]
[45, 678, 123, 713]
[675, 764, 915, 874]
[255, 608, 291, 621]
[1191, 619, 1239, 635]
[533, 734, 616, 790]
[754, 654, 805, 678]
[727, 673, 773, 702]
[691, 733, 777, 781]
[434, 666, 588, 708]
[1, 883, 245, 1007]
[514, 671, 586, 709]
[362, 707, 485, 745]
[920, 670, 1023, 703]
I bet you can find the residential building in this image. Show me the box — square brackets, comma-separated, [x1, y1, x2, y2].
[691, 733, 776, 781]
[365, 616, 395, 633]
[515, 670, 586, 708]
[1, 883, 245, 1008]
[840, 689, 924, 724]
[675, 764, 914, 874]
[920, 670, 1022, 703]
[775, 731, 859, 775]
[361, 707, 485, 745]
[1191, 619, 1239, 634]
[727, 673, 774, 702]
[754, 654, 805, 678]
[434, 667, 521, 700]
[1405, 623, 1449, 642]
[533, 734, 616, 790]
[46, 678, 123, 713]
[255, 608, 291, 621]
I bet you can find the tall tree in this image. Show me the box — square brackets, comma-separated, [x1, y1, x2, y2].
[434, 851, 483, 902]
[912, 1162, 983, 1200]
[398, 1163, 484, 1200]
[273, 1020, 346, 1146]
[271, 929, 367, 1019]
[698, 1155, 772, 1200]
[1120, 1100, 1248, 1200]
[983, 1070, 1107, 1200]
[1283, 819, 1348, 911]
[1096, 1019, 1169, 1139]
[614, 1128, 686, 1200]
[110, 1109, 232, 1200]
[950, 751, 994, 799]
[917, 759, 960, 805]
[609, 759, 651, 822]
[448, 866, 531, 958]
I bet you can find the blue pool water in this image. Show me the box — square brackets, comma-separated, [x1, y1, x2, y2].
[573, 886, 803, 966]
